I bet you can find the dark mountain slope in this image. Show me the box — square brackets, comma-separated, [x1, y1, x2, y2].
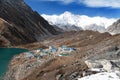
[0, 0, 57, 46]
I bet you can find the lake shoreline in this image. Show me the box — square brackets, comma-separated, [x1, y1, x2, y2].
[0, 48, 28, 79]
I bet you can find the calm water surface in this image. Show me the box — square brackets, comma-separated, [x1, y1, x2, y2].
[0, 48, 28, 78]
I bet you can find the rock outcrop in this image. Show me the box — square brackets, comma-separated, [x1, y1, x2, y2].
[0, 18, 11, 47]
[85, 49, 120, 72]
[0, 0, 57, 47]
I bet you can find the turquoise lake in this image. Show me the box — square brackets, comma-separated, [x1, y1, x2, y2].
[0, 48, 28, 78]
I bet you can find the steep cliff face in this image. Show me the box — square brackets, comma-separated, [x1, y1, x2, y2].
[0, 0, 57, 46]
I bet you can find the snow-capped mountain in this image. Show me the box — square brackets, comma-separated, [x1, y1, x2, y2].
[42, 11, 117, 32]
[84, 24, 106, 33]
[107, 19, 120, 34]
[53, 24, 82, 31]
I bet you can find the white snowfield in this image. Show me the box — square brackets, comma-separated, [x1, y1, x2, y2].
[78, 71, 120, 80]
[42, 11, 117, 29]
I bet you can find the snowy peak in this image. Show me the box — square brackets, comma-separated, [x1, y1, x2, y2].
[42, 11, 117, 32]
[107, 19, 120, 34]
[61, 11, 73, 17]
[84, 24, 106, 33]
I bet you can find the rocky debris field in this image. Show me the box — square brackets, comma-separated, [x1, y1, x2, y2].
[4, 30, 120, 80]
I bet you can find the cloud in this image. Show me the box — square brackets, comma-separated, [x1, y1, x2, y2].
[39, 0, 75, 4]
[38, 0, 120, 8]
[61, 0, 74, 4]
[80, 0, 120, 8]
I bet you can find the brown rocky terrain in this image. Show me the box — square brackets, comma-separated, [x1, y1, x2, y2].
[0, 0, 120, 80]
[14, 42, 47, 50]
[0, 0, 58, 47]
[0, 18, 11, 47]
[4, 30, 120, 80]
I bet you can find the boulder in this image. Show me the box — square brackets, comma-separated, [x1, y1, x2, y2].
[85, 60, 103, 69]
[85, 59, 120, 72]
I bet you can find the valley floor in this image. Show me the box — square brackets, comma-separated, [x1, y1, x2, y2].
[4, 30, 120, 80]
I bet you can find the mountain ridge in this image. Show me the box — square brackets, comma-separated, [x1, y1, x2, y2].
[0, 0, 58, 47]
[42, 11, 117, 33]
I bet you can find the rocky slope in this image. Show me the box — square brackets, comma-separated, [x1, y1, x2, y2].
[4, 30, 120, 80]
[107, 19, 120, 34]
[0, 18, 11, 47]
[0, 0, 57, 47]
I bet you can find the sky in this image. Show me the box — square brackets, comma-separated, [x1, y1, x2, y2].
[24, 0, 120, 18]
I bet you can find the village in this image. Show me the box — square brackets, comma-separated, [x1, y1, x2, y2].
[23, 45, 76, 60]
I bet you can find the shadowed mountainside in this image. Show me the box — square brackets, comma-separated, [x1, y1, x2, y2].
[0, 0, 58, 47]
